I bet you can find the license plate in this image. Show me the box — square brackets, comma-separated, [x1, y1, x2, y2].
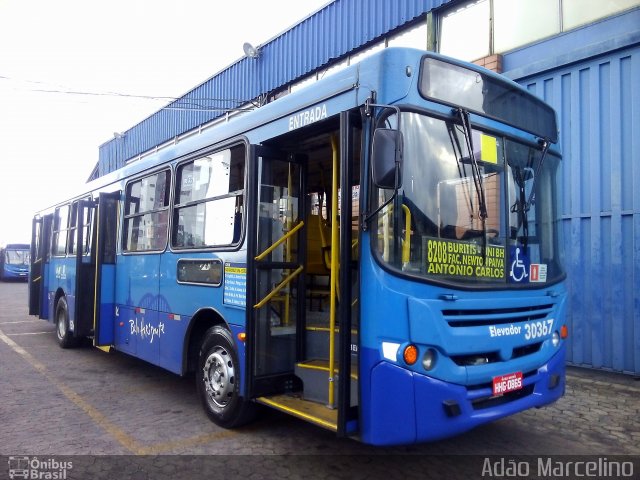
[492, 372, 523, 395]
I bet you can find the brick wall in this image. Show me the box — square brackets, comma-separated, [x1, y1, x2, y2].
[473, 54, 503, 73]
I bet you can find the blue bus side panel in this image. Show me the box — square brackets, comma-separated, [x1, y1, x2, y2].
[156, 252, 248, 376]
[116, 255, 161, 312]
[46, 258, 76, 325]
[115, 305, 136, 356]
[130, 308, 160, 366]
[114, 255, 159, 358]
[158, 311, 191, 375]
[40, 262, 50, 320]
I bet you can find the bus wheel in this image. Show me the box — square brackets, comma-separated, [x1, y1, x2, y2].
[55, 296, 78, 349]
[196, 326, 255, 428]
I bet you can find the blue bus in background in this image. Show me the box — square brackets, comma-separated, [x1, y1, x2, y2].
[1, 243, 30, 281]
[28, 49, 568, 445]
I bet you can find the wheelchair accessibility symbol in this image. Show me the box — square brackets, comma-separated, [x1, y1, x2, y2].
[509, 247, 530, 283]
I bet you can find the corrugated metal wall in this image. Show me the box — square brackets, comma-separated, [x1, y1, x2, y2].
[516, 45, 640, 374]
[97, 0, 449, 176]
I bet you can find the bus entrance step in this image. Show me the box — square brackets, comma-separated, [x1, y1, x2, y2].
[256, 394, 337, 432]
[295, 359, 358, 406]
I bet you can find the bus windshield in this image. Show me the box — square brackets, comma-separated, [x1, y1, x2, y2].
[374, 112, 563, 287]
[6, 249, 29, 265]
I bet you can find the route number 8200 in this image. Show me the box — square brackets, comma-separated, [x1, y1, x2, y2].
[524, 319, 554, 340]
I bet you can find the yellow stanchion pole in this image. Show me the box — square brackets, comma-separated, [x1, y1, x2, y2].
[328, 135, 339, 408]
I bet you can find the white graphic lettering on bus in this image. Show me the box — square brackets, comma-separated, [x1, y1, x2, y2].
[489, 319, 554, 340]
[288, 103, 328, 131]
[55, 265, 67, 280]
[129, 318, 165, 344]
[489, 324, 522, 337]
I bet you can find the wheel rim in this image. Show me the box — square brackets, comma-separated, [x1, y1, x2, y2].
[56, 310, 66, 339]
[202, 346, 235, 408]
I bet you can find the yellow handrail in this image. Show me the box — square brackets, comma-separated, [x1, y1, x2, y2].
[253, 265, 304, 309]
[401, 204, 411, 264]
[254, 221, 304, 261]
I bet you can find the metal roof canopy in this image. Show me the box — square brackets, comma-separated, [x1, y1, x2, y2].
[97, 0, 449, 178]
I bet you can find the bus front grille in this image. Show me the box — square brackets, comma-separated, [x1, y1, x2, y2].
[451, 341, 542, 366]
[443, 304, 554, 327]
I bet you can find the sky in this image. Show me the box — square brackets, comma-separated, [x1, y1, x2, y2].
[0, 0, 331, 246]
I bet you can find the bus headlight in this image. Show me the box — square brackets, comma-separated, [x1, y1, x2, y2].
[552, 331, 560, 347]
[422, 348, 437, 371]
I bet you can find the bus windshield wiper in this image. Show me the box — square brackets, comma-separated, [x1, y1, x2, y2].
[455, 108, 488, 254]
[511, 167, 530, 250]
[510, 138, 550, 251]
[455, 108, 488, 222]
[526, 138, 550, 212]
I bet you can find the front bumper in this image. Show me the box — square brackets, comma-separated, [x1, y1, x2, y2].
[361, 346, 566, 445]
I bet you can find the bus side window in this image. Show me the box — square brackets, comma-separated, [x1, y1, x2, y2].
[52, 205, 70, 256]
[123, 170, 171, 252]
[172, 144, 246, 249]
[67, 197, 92, 255]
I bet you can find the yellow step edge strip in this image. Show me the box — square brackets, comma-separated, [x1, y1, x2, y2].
[256, 397, 337, 431]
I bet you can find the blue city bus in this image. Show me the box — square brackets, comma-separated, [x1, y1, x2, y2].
[1, 243, 30, 281]
[28, 48, 567, 445]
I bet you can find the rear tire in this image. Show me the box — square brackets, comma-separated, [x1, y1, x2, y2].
[196, 326, 256, 428]
[55, 296, 79, 349]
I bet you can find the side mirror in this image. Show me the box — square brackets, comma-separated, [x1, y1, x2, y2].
[371, 128, 403, 190]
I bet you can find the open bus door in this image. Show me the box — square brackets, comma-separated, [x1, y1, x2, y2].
[92, 192, 119, 347]
[68, 193, 118, 345]
[29, 214, 52, 318]
[74, 198, 96, 338]
[247, 146, 307, 398]
[247, 111, 360, 436]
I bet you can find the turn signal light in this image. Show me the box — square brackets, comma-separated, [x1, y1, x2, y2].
[403, 345, 418, 365]
[560, 325, 569, 339]
[237, 332, 247, 342]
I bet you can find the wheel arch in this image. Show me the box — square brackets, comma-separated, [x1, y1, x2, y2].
[53, 288, 66, 318]
[182, 307, 231, 375]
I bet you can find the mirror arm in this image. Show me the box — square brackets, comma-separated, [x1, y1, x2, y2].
[362, 186, 397, 231]
[363, 101, 403, 231]
[365, 100, 402, 134]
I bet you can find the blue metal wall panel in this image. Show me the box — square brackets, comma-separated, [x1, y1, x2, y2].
[514, 45, 640, 374]
[97, 0, 450, 173]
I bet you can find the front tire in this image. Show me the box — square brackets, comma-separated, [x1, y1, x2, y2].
[55, 296, 79, 349]
[196, 326, 255, 428]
